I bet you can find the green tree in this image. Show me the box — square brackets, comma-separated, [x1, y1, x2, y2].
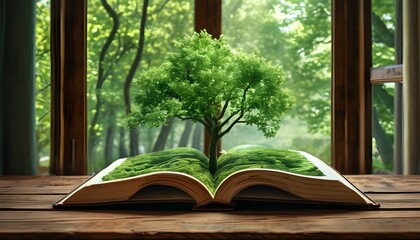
[128, 31, 294, 175]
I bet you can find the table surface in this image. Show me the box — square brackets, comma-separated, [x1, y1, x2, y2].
[1, 175, 420, 239]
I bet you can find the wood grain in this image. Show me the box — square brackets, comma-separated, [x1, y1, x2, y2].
[1, 176, 420, 239]
[0, 195, 65, 209]
[1, 210, 420, 239]
[332, 0, 372, 174]
[3, 175, 420, 195]
[346, 175, 420, 193]
[2, 193, 420, 210]
[50, 0, 87, 175]
[0, 176, 88, 194]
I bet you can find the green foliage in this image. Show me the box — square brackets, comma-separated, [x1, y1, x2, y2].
[130, 31, 293, 136]
[35, 0, 51, 168]
[214, 145, 324, 188]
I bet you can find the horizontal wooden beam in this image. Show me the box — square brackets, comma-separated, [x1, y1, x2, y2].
[370, 64, 403, 84]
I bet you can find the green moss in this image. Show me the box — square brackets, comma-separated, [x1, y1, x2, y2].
[214, 145, 324, 188]
[102, 145, 324, 194]
[102, 148, 215, 192]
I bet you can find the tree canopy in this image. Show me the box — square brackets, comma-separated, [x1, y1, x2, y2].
[129, 31, 294, 174]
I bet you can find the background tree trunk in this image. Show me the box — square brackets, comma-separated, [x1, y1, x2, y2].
[0, 0, 36, 174]
[153, 118, 174, 152]
[104, 125, 115, 165]
[124, 0, 149, 156]
[178, 120, 193, 147]
[104, 109, 116, 165]
[118, 127, 128, 158]
[372, 108, 393, 169]
[192, 124, 203, 150]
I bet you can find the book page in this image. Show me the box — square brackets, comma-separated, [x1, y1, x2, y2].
[233, 185, 306, 202]
[299, 151, 377, 204]
[129, 185, 195, 203]
[212, 147, 377, 206]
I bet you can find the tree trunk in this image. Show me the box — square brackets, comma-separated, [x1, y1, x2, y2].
[208, 127, 220, 175]
[153, 118, 174, 152]
[88, 0, 119, 159]
[372, 86, 394, 170]
[104, 107, 116, 164]
[123, 0, 149, 155]
[118, 127, 128, 158]
[104, 125, 115, 165]
[192, 124, 203, 150]
[1, 1, 36, 174]
[372, 108, 393, 169]
[129, 128, 139, 156]
[178, 120, 193, 147]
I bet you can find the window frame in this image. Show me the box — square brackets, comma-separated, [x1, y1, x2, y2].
[50, 0, 374, 175]
[331, 0, 372, 174]
[50, 0, 87, 175]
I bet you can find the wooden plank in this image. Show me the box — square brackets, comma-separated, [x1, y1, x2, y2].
[0, 195, 65, 210]
[0, 176, 89, 194]
[367, 193, 420, 209]
[1, 193, 420, 210]
[346, 175, 420, 193]
[50, 0, 87, 175]
[332, 0, 372, 174]
[370, 64, 403, 84]
[1, 210, 420, 239]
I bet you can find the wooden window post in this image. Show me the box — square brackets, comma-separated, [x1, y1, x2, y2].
[50, 0, 87, 175]
[332, 0, 372, 174]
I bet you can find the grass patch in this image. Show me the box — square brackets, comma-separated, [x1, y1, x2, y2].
[102, 145, 324, 193]
[214, 145, 325, 188]
[102, 147, 215, 192]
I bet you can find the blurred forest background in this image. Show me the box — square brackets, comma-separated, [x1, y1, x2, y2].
[35, 0, 397, 174]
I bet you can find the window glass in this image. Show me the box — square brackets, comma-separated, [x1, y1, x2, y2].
[222, 0, 331, 163]
[371, 0, 398, 173]
[35, 0, 51, 174]
[87, 0, 196, 173]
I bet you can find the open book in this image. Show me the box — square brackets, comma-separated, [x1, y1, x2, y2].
[53, 145, 379, 209]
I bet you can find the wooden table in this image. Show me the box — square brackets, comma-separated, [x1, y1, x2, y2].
[1, 175, 420, 239]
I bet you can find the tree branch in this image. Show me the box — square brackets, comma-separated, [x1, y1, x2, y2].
[177, 115, 212, 133]
[89, 0, 120, 153]
[149, 0, 169, 16]
[124, 0, 149, 115]
[217, 99, 230, 120]
[220, 109, 241, 127]
[97, 0, 119, 89]
[220, 78, 255, 127]
[219, 114, 244, 138]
